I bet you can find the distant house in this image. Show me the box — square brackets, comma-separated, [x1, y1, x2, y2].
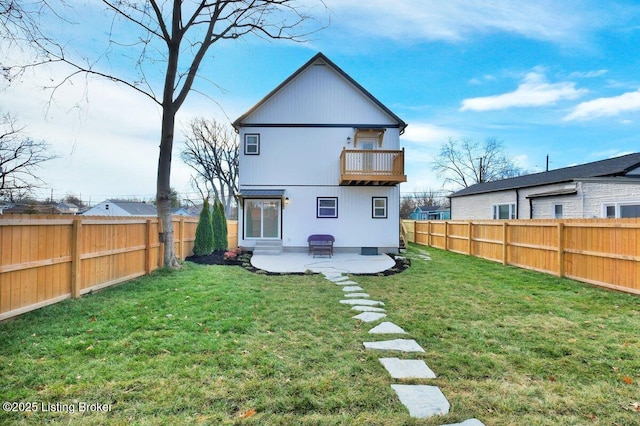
[56, 202, 79, 215]
[408, 205, 450, 220]
[449, 153, 640, 220]
[83, 200, 157, 216]
[233, 52, 407, 254]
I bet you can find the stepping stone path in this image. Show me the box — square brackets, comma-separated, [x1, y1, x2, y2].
[369, 322, 407, 335]
[322, 271, 485, 425]
[344, 293, 370, 298]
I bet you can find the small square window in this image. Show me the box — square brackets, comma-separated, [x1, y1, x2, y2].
[317, 197, 338, 218]
[372, 197, 388, 218]
[244, 134, 260, 155]
[554, 204, 563, 219]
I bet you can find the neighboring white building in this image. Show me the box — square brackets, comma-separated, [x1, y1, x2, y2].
[233, 53, 407, 254]
[83, 200, 157, 216]
[449, 153, 640, 220]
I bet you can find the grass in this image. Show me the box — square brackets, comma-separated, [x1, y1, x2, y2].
[1, 245, 639, 425]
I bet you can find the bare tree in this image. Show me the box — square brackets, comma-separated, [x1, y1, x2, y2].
[0, 113, 56, 201]
[431, 137, 524, 189]
[399, 195, 416, 219]
[8, 1, 326, 267]
[181, 118, 238, 216]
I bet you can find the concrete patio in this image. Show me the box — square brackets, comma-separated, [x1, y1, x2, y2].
[250, 252, 396, 274]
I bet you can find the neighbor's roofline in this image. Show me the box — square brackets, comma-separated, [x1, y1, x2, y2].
[232, 52, 407, 133]
[448, 153, 640, 198]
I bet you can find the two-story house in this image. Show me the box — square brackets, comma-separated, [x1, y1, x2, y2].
[233, 53, 407, 254]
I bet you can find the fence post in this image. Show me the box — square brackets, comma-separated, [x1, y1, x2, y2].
[557, 222, 565, 277]
[70, 218, 82, 299]
[444, 221, 449, 251]
[502, 222, 508, 265]
[179, 217, 185, 260]
[468, 221, 473, 255]
[427, 221, 431, 247]
[145, 219, 153, 275]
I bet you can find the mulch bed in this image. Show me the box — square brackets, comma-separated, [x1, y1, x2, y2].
[185, 250, 411, 276]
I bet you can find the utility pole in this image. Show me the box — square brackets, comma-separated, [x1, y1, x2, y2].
[478, 157, 484, 183]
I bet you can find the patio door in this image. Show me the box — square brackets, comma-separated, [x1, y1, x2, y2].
[360, 140, 375, 172]
[244, 199, 281, 239]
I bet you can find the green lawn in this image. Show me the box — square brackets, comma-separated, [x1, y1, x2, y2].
[1, 245, 639, 425]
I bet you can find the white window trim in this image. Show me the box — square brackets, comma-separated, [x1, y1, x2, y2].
[317, 197, 338, 218]
[602, 201, 640, 218]
[372, 197, 388, 219]
[244, 134, 260, 155]
[492, 203, 516, 220]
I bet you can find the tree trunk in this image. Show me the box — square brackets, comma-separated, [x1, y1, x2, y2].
[157, 105, 180, 268]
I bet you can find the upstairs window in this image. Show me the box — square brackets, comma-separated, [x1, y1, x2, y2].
[244, 134, 260, 155]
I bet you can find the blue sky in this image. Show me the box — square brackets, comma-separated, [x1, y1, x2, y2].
[2, 0, 640, 203]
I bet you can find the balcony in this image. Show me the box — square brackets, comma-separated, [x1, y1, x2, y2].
[340, 148, 407, 186]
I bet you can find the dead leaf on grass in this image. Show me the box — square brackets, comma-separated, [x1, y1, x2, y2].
[622, 376, 634, 385]
[630, 402, 640, 412]
[239, 408, 256, 419]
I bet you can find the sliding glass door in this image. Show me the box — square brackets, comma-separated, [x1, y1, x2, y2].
[244, 199, 281, 239]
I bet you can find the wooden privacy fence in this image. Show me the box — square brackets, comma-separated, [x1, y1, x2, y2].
[402, 219, 640, 295]
[0, 216, 238, 321]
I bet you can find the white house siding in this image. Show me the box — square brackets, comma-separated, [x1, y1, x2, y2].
[450, 190, 517, 220]
[243, 62, 394, 125]
[238, 185, 399, 251]
[451, 180, 640, 220]
[581, 180, 640, 217]
[239, 127, 400, 187]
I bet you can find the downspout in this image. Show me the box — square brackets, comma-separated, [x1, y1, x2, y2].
[515, 189, 520, 219]
[529, 197, 533, 219]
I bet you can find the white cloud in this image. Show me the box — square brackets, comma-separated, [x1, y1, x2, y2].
[324, 0, 609, 45]
[460, 71, 587, 111]
[563, 89, 640, 121]
[401, 123, 457, 145]
[569, 69, 608, 78]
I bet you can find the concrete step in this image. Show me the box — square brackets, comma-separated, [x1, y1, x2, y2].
[253, 239, 283, 255]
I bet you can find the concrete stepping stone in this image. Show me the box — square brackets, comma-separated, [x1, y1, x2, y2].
[379, 358, 436, 379]
[441, 419, 485, 426]
[363, 339, 425, 353]
[326, 275, 349, 282]
[391, 384, 449, 418]
[351, 306, 386, 313]
[342, 285, 364, 292]
[368, 321, 407, 334]
[352, 312, 387, 322]
[344, 293, 370, 298]
[334, 280, 358, 286]
[339, 299, 384, 306]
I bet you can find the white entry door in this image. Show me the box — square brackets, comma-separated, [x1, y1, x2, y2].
[244, 199, 281, 239]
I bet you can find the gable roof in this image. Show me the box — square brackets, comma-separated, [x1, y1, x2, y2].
[450, 152, 640, 198]
[233, 52, 407, 133]
[108, 200, 157, 216]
